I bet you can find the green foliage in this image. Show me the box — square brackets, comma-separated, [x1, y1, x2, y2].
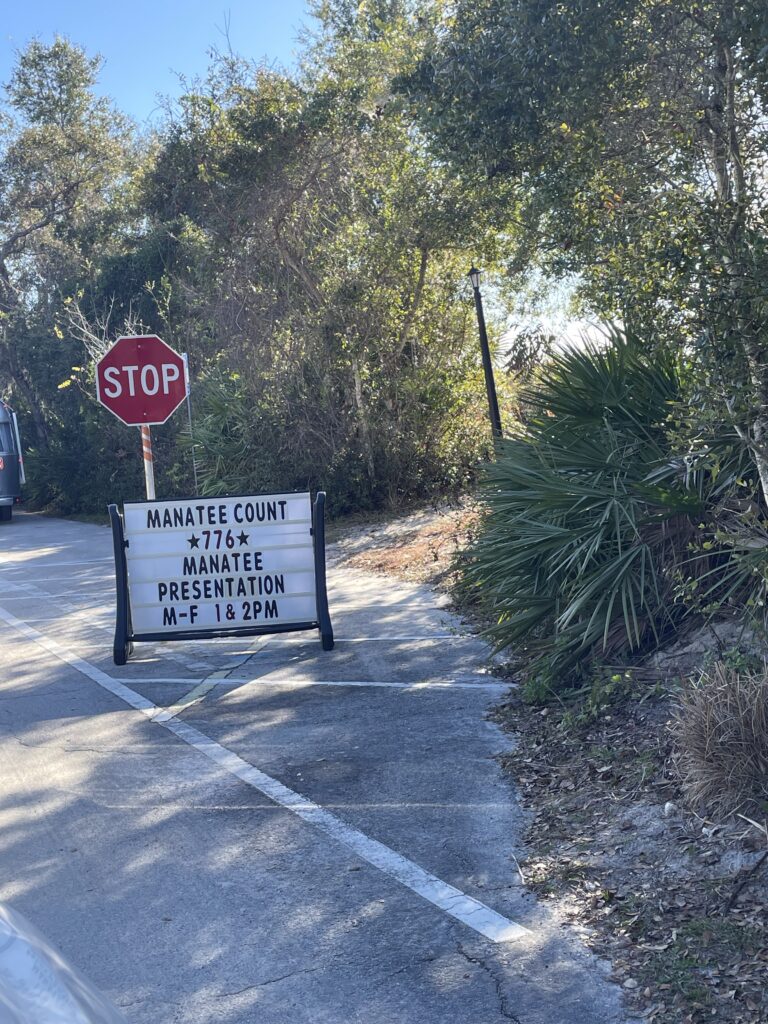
[681, 509, 768, 631]
[137, 41, 503, 513]
[189, 356, 491, 515]
[0, 36, 136, 494]
[464, 331, 706, 687]
[0, 26, 504, 517]
[20, 368, 192, 516]
[405, 1, 768, 506]
[7, 11, 768, 714]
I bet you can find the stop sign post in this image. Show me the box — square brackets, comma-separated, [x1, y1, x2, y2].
[96, 335, 189, 499]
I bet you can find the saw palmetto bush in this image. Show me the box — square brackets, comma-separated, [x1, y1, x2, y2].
[464, 331, 709, 690]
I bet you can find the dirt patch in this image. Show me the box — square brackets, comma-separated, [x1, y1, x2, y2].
[495, 688, 768, 1024]
[328, 499, 479, 586]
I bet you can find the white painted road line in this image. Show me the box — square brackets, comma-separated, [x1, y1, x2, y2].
[112, 675, 511, 693]
[0, 577, 211, 678]
[0, 603, 529, 945]
[152, 679, 222, 723]
[153, 659, 257, 722]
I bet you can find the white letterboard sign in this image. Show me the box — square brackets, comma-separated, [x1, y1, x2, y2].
[123, 492, 316, 634]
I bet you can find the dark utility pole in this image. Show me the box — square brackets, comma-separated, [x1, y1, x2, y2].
[468, 267, 502, 440]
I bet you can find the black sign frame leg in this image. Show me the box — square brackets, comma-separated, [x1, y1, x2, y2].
[108, 503, 133, 665]
[312, 491, 334, 651]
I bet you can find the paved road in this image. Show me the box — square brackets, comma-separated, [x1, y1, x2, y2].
[0, 512, 632, 1024]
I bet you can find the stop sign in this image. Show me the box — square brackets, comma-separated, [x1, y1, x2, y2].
[96, 335, 187, 426]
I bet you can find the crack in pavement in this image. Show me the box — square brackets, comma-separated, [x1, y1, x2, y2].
[457, 943, 522, 1023]
[215, 954, 445, 1001]
[215, 965, 324, 997]
[381, 954, 439, 981]
[8, 736, 163, 757]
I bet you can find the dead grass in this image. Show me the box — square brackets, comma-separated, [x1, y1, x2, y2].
[333, 499, 480, 586]
[674, 662, 768, 821]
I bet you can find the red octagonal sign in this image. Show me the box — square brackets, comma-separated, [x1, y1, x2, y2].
[96, 335, 187, 426]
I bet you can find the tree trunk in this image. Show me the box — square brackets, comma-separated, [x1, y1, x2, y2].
[708, 40, 768, 506]
[0, 256, 50, 448]
[396, 247, 429, 361]
[352, 357, 376, 484]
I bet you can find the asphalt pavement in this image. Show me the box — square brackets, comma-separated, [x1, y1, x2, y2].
[0, 511, 634, 1024]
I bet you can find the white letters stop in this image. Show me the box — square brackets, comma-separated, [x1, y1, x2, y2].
[102, 362, 180, 398]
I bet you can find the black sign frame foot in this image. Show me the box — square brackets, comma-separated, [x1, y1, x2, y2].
[109, 502, 132, 665]
[312, 491, 334, 651]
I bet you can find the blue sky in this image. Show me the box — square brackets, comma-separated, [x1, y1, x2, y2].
[1, 1, 314, 126]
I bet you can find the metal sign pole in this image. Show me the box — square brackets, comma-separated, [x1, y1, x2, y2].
[182, 353, 199, 493]
[140, 425, 156, 500]
[468, 267, 502, 441]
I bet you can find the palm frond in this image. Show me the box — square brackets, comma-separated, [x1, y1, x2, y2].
[464, 328, 695, 686]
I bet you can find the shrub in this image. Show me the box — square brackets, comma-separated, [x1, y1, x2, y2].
[189, 365, 491, 516]
[462, 329, 707, 689]
[674, 661, 768, 820]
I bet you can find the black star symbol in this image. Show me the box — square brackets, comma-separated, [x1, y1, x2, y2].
[188, 533, 200, 548]
[237, 531, 249, 546]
